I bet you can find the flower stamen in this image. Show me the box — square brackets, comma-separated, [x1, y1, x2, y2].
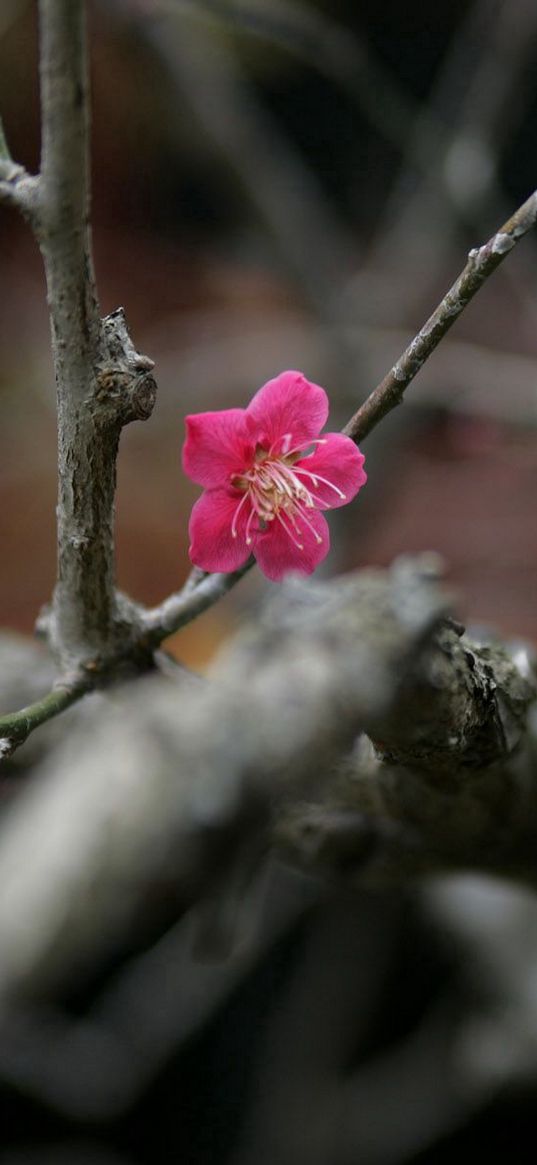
[274, 508, 304, 550]
[292, 465, 346, 499]
[282, 437, 327, 460]
[231, 489, 250, 538]
[232, 451, 323, 550]
[291, 503, 324, 545]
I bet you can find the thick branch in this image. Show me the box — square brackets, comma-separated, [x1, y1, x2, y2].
[35, 2, 156, 668]
[277, 630, 537, 883]
[38, 0, 100, 381]
[344, 189, 537, 442]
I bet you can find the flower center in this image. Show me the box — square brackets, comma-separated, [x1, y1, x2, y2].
[230, 440, 345, 551]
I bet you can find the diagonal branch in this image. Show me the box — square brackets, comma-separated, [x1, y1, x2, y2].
[343, 189, 537, 442]
[0, 680, 90, 761]
[141, 560, 254, 648]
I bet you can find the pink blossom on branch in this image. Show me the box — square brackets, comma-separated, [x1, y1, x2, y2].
[182, 371, 367, 582]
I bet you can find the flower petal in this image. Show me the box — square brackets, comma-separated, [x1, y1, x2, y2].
[293, 433, 367, 510]
[183, 409, 253, 488]
[253, 508, 329, 581]
[246, 371, 329, 453]
[188, 488, 252, 572]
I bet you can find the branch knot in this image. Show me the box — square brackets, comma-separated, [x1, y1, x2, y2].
[92, 307, 157, 426]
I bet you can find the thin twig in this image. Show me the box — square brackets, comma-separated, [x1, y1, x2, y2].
[141, 560, 255, 648]
[0, 680, 90, 759]
[343, 189, 537, 443]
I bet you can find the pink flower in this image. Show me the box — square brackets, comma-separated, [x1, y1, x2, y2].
[182, 370, 367, 582]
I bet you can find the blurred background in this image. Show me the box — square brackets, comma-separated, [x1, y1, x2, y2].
[2, 1, 537, 1162]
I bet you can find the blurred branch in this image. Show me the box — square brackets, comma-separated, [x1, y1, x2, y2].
[127, 2, 353, 316]
[236, 893, 468, 1165]
[0, 864, 315, 1118]
[0, 115, 40, 219]
[152, 311, 537, 430]
[343, 189, 537, 442]
[351, 0, 537, 332]
[0, 558, 535, 1010]
[171, 0, 537, 334]
[277, 621, 537, 883]
[160, 0, 446, 165]
[0, 560, 452, 1003]
[0, 114, 11, 159]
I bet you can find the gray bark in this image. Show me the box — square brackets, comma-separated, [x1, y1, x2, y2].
[35, 1, 157, 669]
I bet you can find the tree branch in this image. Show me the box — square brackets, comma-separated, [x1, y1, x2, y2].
[0, 680, 90, 760]
[276, 624, 537, 883]
[141, 560, 254, 647]
[0, 116, 40, 221]
[343, 189, 537, 442]
[33, 1, 157, 669]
